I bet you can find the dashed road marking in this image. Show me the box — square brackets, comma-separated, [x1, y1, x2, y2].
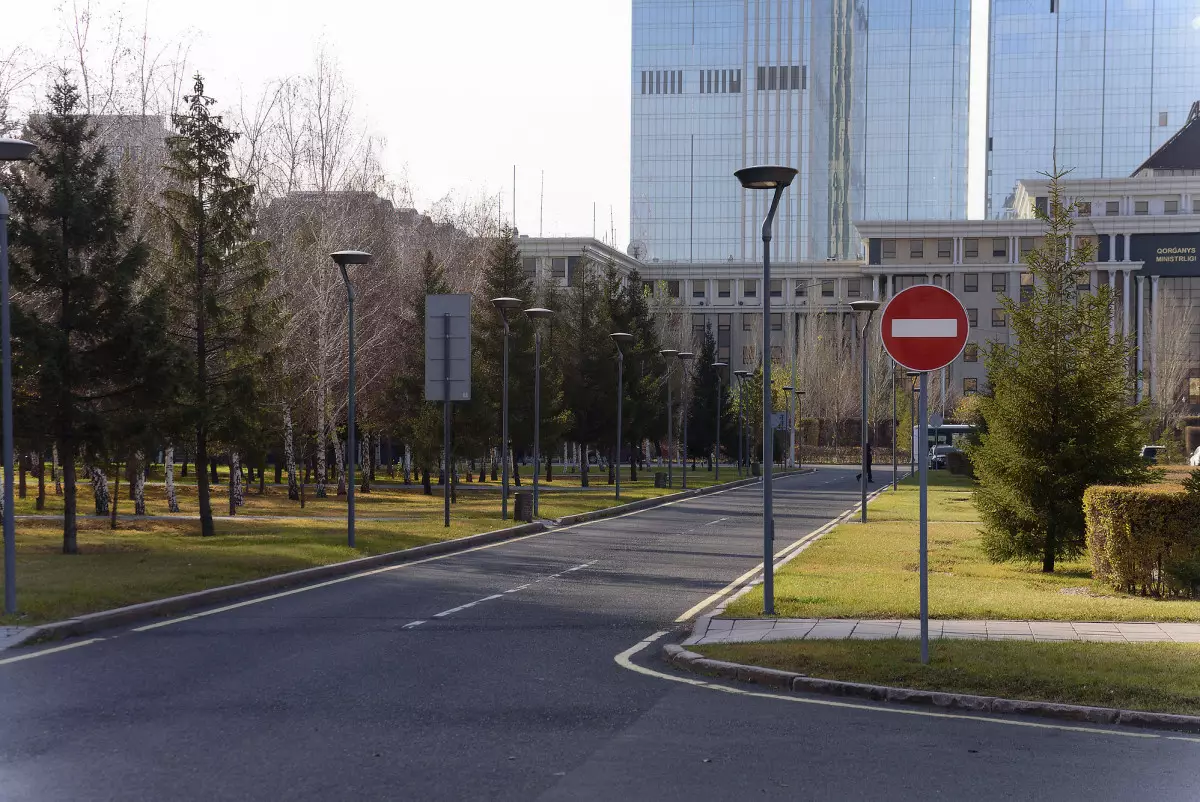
[401, 621, 426, 630]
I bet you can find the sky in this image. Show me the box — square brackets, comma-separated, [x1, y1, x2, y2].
[5, 0, 989, 248]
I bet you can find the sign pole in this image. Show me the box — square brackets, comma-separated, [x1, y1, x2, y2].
[444, 312, 451, 528]
[919, 371, 930, 665]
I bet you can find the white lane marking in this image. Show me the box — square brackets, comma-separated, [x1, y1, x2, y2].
[401, 620, 426, 630]
[0, 638, 106, 666]
[433, 602, 480, 618]
[6, 474, 809, 664]
[891, 318, 958, 338]
[613, 631, 1200, 744]
[429, 562, 598, 620]
[480, 594, 506, 601]
[704, 517, 729, 527]
[505, 584, 532, 593]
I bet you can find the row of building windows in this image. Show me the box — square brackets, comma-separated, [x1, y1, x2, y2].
[663, 277, 864, 300]
[755, 65, 805, 91]
[699, 68, 742, 94]
[640, 70, 685, 95]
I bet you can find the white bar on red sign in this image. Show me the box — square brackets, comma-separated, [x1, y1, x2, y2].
[891, 319, 958, 338]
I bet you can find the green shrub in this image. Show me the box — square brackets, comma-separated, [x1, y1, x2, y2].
[1084, 484, 1200, 596]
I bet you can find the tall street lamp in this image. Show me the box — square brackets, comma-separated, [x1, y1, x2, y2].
[782, 385, 794, 468]
[713, 361, 728, 481]
[891, 359, 899, 492]
[611, 332, 634, 500]
[907, 371, 920, 478]
[677, 351, 694, 488]
[525, 307, 554, 518]
[0, 137, 36, 615]
[492, 296, 524, 520]
[661, 348, 678, 487]
[796, 390, 805, 471]
[734, 369, 749, 476]
[736, 163, 797, 616]
[330, 250, 372, 549]
[850, 299, 881, 523]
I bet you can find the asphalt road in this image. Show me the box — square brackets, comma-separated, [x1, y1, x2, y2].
[2, 465, 1197, 801]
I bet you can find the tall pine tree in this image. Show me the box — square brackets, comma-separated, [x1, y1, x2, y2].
[4, 77, 178, 554]
[160, 75, 271, 537]
[619, 270, 666, 478]
[969, 170, 1148, 572]
[560, 257, 614, 487]
[687, 324, 727, 469]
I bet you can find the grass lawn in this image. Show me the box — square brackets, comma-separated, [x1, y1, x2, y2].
[696, 639, 1200, 716]
[1, 465, 750, 626]
[726, 471, 1200, 622]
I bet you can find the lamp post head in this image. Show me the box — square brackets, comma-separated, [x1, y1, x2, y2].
[524, 307, 554, 323]
[491, 297, 524, 317]
[735, 165, 798, 190]
[734, 369, 749, 379]
[0, 138, 36, 162]
[610, 332, 634, 345]
[660, 348, 679, 359]
[797, 390, 806, 397]
[330, 250, 372, 267]
[677, 351, 694, 362]
[782, 385, 793, 392]
[849, 299, 881, 314]
[712, 361, 728, 368]
[906, 370, 920, 378]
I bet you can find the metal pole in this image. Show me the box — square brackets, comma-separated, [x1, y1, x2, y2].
[681, 370, 688, 490]
[615, 347, 623, 500]
[501, 313, 510, 520]
[762, 185, 783, 615]
[910, 386, 917, 478]
[1, 193, 14, 613]
[797, 394, 803, 470]
[859, 316, 870, 523]
[736, 378, 743, 477]
[533, 328, 541, 517]
[892, 361, 897, 491]
[666, 369, 673, 488]
[919, 371, 930, 664]
[715, 375, 721, 482]
[443, 313, 451, 527]
[342, 266, 356, 549]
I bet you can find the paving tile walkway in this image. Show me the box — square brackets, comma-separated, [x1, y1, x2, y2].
[1, 626, 30, 650]
[684, 616, 1200, 645]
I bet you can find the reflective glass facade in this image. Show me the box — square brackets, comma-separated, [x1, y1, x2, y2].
[630, 0, 969, 264]
[987, 0, 1200, 217]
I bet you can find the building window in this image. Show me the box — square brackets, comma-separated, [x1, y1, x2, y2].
[717, 314, 731, 362]
[552, 257, 567, 279]
[1135, 200, 1148, 216]
[967, 308, 978, 327]
[821, 279, 834, 297]
[991, 308, 1007, 328]
[769, 279, 782, 297]
[768, 65, 777, 89]
[1160, 111, 1169, 127]
[717, 279, 731, 298]
[770, 312, 783, 331]
[963, 378, 978, 396]
[847, 278, 861, 298]
[1190, 377, 1200, 402]
[666, 280, 680, 298]
[963, 343, 979, 363]
[1075, 272, 1091, 291]
[991, 273, 1007, 293]
[794, 280, 807, 297]
[938, 239, 952, 259]
[964, 273, 978, 292]
[521, 257, 537, 278]
[1166, 199, 1179, 215]
[692, 281, 706, 299]
[910, 240, 924, 258]
[882, 239, 896, 259]
[742, 313, 758, 332]
[770, 345, 783, 362]
[1077, 201, 1092, 216]
[692, 313, 705, 344]
[1019, 237, 1034, 259]
[1106, 201, 1120, 216]
[790, 65, 800, 90]
[641, 71, 646, 94]
[964, 238, 978, 258]
[992, 238, 1008, 258]
[744, 279, 757, 298]
[1020, 272, 1034, 302]
[730, 69, 741, 93]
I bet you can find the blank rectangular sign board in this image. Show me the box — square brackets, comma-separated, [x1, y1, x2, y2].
[425, 294, 472, 401]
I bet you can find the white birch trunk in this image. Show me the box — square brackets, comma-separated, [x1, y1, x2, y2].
[316, 378, 328, 498]
[85, 463, 110, 515]
[52, 443, 62, 495]
[283, 404, 300, 501]
[404, 443, 412, 483]
[164, 444, 180, 512]
[331, 424, 346, 495]
[229, 451, 244, 514]
[359, 430, 371, 491]
[132, 450, 147, 515]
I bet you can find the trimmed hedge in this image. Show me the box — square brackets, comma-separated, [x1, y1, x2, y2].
[1084, 484, 1200, 596]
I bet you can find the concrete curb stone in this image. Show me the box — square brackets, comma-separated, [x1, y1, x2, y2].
[8, 470, 810, 650]
[661, 643, 1200, 735]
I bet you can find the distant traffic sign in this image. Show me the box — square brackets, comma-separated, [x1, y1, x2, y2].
[425, 294, 472, 401]
[881, 285, 969, 373]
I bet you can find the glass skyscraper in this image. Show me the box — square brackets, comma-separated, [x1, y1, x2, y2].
[630, 0, 970, 263]
[987, 0, 1200, 217]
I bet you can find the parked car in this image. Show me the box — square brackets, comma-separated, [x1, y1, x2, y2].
[1141, 445, 1167, 465]
[1189, 446, 1200, 467]
[929, 445, 961, 470]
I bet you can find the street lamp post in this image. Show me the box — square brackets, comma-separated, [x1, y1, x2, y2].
[0, 137, 36, 615]
[713, 361, 728, 481]
[734, 369, 749, 476]
[330, 250, 372, 549]
[661, 348, 678, 487]
[908, 371, 920, 478]
[850, 299, 881, 524]
[492, 297, 524, 520]
[892, 360, 898, 492]
[796, 390, 805, 471]
[611, 332, 634, 500]
[525, 307, 554, 518]
[736, 164, 797, 616]
[677, 351, 694, 488]
[782, 385, 793, 468]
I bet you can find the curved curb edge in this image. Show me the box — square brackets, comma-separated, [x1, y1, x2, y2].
[662, 643, 1200, 735]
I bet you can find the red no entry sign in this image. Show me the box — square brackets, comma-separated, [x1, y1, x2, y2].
[881, 285, 969, 372]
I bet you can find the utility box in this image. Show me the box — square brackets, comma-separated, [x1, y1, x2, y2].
[514, 492, 533, 523]
[654, 472, 668, 488]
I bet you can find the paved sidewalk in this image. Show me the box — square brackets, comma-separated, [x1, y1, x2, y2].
[684, 616, 1200, 645]
[1, 626, 30, 649]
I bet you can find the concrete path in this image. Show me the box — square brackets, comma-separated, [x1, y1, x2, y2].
[685, 616, 1200, 645]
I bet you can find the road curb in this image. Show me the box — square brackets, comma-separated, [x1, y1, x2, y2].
[661, 643, 1200, 734]
[8, 468, 812, 649]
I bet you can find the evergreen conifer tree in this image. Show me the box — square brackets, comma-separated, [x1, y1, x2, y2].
[687, 324, 726, 469]
[968, 170, 1148, 572]
[619, 270, 666, 478]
